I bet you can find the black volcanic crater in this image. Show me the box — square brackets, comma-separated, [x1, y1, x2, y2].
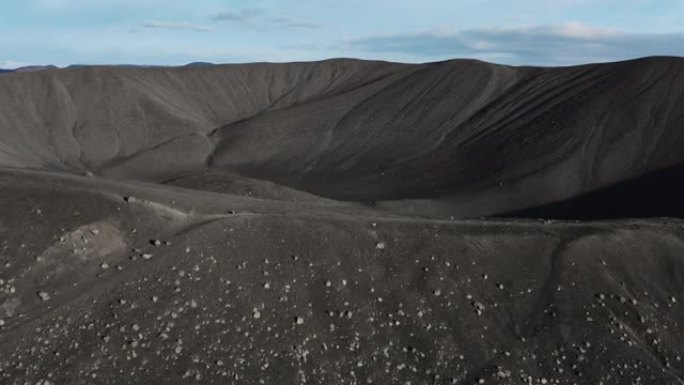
[1, 57, 684, 385]
[0, 57, 683, 216]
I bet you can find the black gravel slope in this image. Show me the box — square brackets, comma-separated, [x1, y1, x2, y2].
[2, 57, 684, 384]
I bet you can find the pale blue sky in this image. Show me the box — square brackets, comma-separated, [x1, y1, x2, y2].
[1, 0, 684, 68]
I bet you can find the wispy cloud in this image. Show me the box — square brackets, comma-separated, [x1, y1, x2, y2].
[270, 16, 321, 29]
[143, 20, 213, 33]
[211, 9, 320, 30]
[211, 8, 264, 22]
[338, 22, 684, 65]
[37, 0, 167, 9]
[548, 21, 617, 39]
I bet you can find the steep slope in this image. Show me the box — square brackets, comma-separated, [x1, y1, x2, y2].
[0, 59, 404, 174]
[0, 57, 683, 217]
[208, 57, 684, 210]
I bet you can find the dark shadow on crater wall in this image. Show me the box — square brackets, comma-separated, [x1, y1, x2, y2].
[499, 163, 684, 220]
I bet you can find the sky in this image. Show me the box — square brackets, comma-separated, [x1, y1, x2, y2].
[1, 0, 684, 68]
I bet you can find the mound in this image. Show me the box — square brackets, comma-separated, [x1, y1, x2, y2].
[1, 170, 684, 385]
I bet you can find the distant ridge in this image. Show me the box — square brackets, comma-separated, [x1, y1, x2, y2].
[185, 61, 214, 67]
[13, 65, 59, 73]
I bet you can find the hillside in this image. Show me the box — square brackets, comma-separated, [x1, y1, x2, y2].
[1, 57, 684, 384]
[0, 57, 683, 216]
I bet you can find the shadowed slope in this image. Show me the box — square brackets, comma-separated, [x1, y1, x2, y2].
[500, 163, 684, 220]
